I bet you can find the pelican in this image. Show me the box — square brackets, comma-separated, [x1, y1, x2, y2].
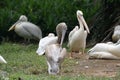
[112, 25, 120, 42]
[45, 22, 67, 75]
[0, 55, 7, 63]
[8, 15, 42, 41]
[68, 10, 90, 58]
[87, 41, 120, 59]
[36, 33, 58, 55]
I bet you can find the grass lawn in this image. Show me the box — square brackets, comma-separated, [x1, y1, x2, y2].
[0, 42, 119, 80]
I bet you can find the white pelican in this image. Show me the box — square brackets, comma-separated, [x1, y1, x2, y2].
[112, 25, 120, 42]
[8, 15, 42, 41]
[87, 41, 120, 59]
[45, 22, 67, 75]
[0, 55, 7, 63]
[68, 10, 90, 57]
[36, 33, 58, 55]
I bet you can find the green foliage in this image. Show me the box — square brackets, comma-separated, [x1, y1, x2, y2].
[89, 0, 120, 44]
[0, 0, 100, 41]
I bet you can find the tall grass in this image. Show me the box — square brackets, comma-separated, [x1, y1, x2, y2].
[0, 42, 115, 80]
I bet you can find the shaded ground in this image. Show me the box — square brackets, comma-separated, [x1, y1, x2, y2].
[63, 53, 120, 78]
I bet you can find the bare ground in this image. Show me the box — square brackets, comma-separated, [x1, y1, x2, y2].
[62, 53, 120, 78]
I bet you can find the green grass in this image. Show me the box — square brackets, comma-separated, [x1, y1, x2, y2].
[0, 42, 117, 80]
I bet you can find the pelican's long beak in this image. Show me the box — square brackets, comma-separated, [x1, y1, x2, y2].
[60, 29, 66, 45]
[77, 11, 90, 33]
[8, 25, 15, 31]
[8, 21, 20, 31]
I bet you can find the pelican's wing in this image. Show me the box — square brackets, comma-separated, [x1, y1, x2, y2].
[68, 26, 79, 47]
[36, 36, 58, 55]
[68, 30, 74, 41]
[87, 43, 113, 54]
[88, 52, 120, 59]
[67, 31, 74, 47]
[22, 22, 42, 40]
[0, 55, 7, 63]
[69, 27, 79, 40]
[58, 48, 66, 63]
[45, 44, 67, 65]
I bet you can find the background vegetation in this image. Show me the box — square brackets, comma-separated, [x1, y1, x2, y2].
[0, 0, 119, 43]
[0, 0, 100, 43]
[89, 0, 120, 44]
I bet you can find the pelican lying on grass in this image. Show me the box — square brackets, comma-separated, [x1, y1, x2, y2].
[68, 10, 90, 58]
[45, 22, 67, 75]
[0, 55, 7, 63]
[87, 41, 120, 59]
[8, 15, 42, 41]
[112, 25, 120, 42]
[36, 33, 58, 55]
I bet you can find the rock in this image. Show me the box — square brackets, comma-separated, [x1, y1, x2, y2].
[116, 64, 120, 67]
[84, 66, 89, 69]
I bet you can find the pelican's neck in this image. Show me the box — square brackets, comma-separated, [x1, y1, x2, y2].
[57, 34, 62, 45]
[15, 20, 23, 25]
[19, 20, 27, 22]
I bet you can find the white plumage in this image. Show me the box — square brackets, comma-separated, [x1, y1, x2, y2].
[45, 22, 67, 75]
[87, 42, 120, 59]
[8, 15, 42, 41]
[67, 26, 79, 47]
[112, 25, 120, 42]
[68, 10, 90, 57]
[36, 33, 58, 55]
[45, 44, 66, 74]
[0, 55, 7, 63]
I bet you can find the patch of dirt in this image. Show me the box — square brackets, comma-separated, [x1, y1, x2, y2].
[63, 53, 120, 78]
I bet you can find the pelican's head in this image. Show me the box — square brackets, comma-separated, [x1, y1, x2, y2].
[56, 22, 67, 45]
[19, 15, 28, 21]
[8, 15, 28, 31]
[77, 10, 90, 33]
[77, 10, 83, 16]
[47, 58, 60, 75]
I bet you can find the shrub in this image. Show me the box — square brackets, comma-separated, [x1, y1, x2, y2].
[0, 0, 100, 42]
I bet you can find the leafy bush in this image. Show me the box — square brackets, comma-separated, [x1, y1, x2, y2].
[89, 0, 120, 44]
[0, 0, 100, 42]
